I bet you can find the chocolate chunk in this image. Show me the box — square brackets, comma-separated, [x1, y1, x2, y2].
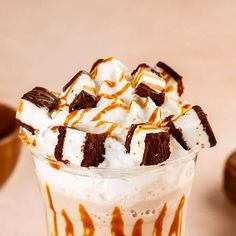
[63, 70, 90, 92]
[90, 59, 104, 73]
[224, 151, 236, 205]
[125, 124, 140, 153]
[131, 63, 160, 77]
[192, 105, 217, 147]
[135, 83, 165, 106]
[69, 90, 98, 112]
[22, 87, 59, 112]
[156, 61, 184, 96]
[141, 132, 170, 166]
[54, 126, 69, 164]
[81, 133, 106, 167]
[167, 119, 190, 150]
[16, 119, 35, 134]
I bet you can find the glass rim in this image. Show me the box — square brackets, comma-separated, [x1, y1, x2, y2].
[33, 151, 198, 177]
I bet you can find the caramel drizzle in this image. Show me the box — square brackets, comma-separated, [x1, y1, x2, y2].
[91, 103, 128, 121]
[83, 85, 97, 95]
[32, 139, 37, 147]
[119, 72, 126, 82]
[133, 70, 164, 89]
[18, 131, 32, 145]
[90, 57, 113, 79]
[79, 204, 95, 236]
[148, 108, 160, 123]
[142, 81, 164, 92]
[61, 209, 74, 236]
[48, 160, 60, 170]
[132, 219, 143, 236]
[64, 109, 89, 126]
[95, 121, 108, 127]
[17, 100, 24, 113]
[153, 204, 167, 236]
[99, 82, 131, 99]
[168, 196, 185, 236]
[46, 183, 58, 236]
[111, 207, 124, 236]
[133, 97, 149, 109]
[165, 85, 174, 93]
[104, 80, 116, 88]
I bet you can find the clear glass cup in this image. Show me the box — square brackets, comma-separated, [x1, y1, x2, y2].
[33, 153, 197, 236]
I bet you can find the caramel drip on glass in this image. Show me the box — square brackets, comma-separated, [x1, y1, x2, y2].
[153, 204, 167, 236]
[48, 161, 60, 170]
[91, 103, 128, 121]
[45, 183, 58, 236]
[99, 82, 131, 99]
[79, 204, 95, 236]
[149, 108, 159, 123]
[111, 207, 124, 236]
[61, 209, 74, 236]
[168, 196, 185, 236]
[132, 219, 143, 236]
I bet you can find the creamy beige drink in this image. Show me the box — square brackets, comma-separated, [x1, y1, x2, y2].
[16, 58, 216, 235]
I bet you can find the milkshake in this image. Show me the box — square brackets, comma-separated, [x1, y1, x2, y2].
[16, 58, 216, 235]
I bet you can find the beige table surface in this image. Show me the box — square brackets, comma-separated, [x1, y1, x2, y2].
[0, 0, 236, 235]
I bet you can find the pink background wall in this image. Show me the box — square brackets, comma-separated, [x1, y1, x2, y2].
[0, 0, 236, 235]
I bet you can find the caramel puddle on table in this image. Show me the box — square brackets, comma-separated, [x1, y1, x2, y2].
[46, 183, 58, 236]
[168, 196, 185, 236]
[79, 204, 95, 236]
[153, 203, 167, 236]
[132, 218, 143, 236]
[111, 207, 124, 236]
[61, 209, 74, 236]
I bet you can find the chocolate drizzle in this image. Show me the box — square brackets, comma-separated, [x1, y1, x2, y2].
[125, 124, 140, 153]
[81, 133, 106, 167]
[69, 90, 98, 112]
[16, 119, 35, 134]
[141, 132, 170, 166]
[63, 70, 89, 92]
[167, 119, 190, 150]
[156, 61, 184, 96]
[22, 87, 59, 111]
[54, 126, 69, 164]
[90, 59, 104, 73]
[135, 83, 165, 106]
[192, 105, 217, 147]
[131, 63, 160, 77]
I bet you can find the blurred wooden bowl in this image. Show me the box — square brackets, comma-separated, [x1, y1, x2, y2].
[0, 102, 21, 187]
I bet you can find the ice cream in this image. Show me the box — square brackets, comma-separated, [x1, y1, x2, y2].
[16, 57, 216, 168]
[16, 58, 216, 236]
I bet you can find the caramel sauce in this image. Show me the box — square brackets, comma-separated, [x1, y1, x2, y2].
[132, 219, 143, 236]
[111, 207, 124, 236]
[119, 72, 125, 82]
[46, 183, 58, 236]
[79, 204, 95, 236]
[18, 131, 32, 145]
[168, 196, 185, 236]
[165, 85, 174, 93]
[95, 121, 108, 127]
[48, 161, 61, 170]
[61, 209, 74, 236]
[142, 81, 164, 92]
[17, 100, 24, 113]
[90, 57, 113, 79]
[71, 109, 90, 126]
[104, 80, 116, 88]
[106, 123, 118, 136]
[32, 139, 37, 147]
[148, 108, 159, 123]
[64, 111, 79, 126]
[83, 85, 97, 95]
[153, 204, 167, 236]
[51, 126, 59, 133]
[99, 82, 131, 99]
[61, 77, 79, 100]
[181, 104, 191, 113]
[91, 103, 128, 121]
[133, 97, 149, 109]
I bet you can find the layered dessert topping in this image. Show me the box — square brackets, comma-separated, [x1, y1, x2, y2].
[16, 57, 216, 168]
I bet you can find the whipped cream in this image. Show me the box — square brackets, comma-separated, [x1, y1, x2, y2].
[16, 58, 216, 168]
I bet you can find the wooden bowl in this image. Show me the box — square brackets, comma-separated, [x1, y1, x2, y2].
[0, 103, 21, 187]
